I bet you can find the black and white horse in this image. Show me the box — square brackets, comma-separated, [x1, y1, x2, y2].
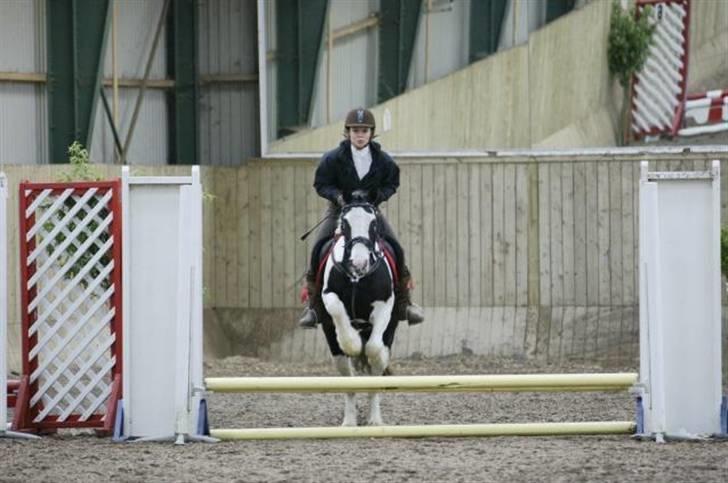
[319, 201, 397, 426]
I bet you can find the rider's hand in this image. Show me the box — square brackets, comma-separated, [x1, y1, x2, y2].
[351, 190, 368, 202]
[335, 193, 346, 208]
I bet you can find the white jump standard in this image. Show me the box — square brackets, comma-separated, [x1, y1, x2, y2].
[30, 162, 722, 442]
[1, 173, 39, 440]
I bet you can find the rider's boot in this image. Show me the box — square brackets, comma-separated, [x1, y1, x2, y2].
[298, 270, 319, 328]
[394, 264, 424, 325]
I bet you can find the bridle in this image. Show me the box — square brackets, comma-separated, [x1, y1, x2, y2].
[334, 202, 383, 282]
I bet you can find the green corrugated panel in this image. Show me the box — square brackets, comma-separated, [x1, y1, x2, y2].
[469, 0, 507, 63]
[47, 0, 110, 163]
[276, 0, 328, 137]
[377, 0, 421, 104]
[168, 0, 198, 165]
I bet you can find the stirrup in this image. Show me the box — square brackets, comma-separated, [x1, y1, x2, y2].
[298, 307, 318, 329]
[405, 303, 424, 325]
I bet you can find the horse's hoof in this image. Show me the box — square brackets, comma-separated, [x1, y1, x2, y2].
[341, 419, 358, 427]
[367, 418, 383, 426]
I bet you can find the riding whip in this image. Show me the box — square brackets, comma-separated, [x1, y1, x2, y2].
[300, 214, 333, 240]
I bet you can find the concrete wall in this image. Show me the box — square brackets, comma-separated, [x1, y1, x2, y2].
[268, 0, 618, 153]
[687, 0, 728, 92]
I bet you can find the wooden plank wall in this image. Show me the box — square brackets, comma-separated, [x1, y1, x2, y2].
[2, 157, 726, 369]
[204, 155, 727, 366]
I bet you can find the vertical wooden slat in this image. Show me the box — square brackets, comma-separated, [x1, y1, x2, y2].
[433, 165, 447, 306]
[467, 164, 481, 306]
[202, 168, 216, 308]
[271, 167, 285, 305]
[492, 163, 505, 305]
[503, 164, 517, 305]
[621, 161, 635, 306]
[260, 165, 273, 308]
[573, 162, 587, 306]
[597, 163, 611, 306]
[237, 167, 249, 308]
[538, 163, 551, 307]
[248, 165, 262, 307]
[609, 162, 623, 304]
[409, 164, 423, 307]
[282, 166, 296, 306]
[585, 161, 599, 305]
[515, 163, 528, 306]
[456, 163, 469, 307]
[480, 163, 493, 306]
[421, 165, 435, 306]
[549, 163, 563, 307]
[445, 166, 458, 306]
[213, 168, 226, 306]
[228, 168, 240, 305]
[397, 165, 412, 356]
[561, 163, 575, 305]
[293, 165, 308, 298]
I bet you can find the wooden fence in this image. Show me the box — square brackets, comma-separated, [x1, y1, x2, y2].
[2, 151, 727, 368]
[202, 151, 728, 365]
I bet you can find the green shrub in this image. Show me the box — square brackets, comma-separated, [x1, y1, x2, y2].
[607, 1, 656, 87]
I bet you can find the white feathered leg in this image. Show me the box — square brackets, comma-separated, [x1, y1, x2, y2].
[334, 355, 357, 427]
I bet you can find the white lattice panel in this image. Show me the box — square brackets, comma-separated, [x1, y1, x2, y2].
[631, 0, 689, 138]
[14, 181, 122, 433]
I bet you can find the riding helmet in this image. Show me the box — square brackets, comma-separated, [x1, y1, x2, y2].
[344, 108, 376, 130]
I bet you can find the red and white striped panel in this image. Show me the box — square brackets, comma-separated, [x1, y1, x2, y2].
[630, 0, 690, 138]
[679, 89, 728, 136]
[12, 181, 123, 434]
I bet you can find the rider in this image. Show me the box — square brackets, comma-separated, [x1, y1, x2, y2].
[298, 107, 425, 328]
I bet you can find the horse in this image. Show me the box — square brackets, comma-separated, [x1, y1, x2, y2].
[318, 201, 398, 426]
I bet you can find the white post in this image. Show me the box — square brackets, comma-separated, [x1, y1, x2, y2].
[0, 173, 36, 439]
[121, 167, 209, 443]
[0, 172, 7, 432]
[638, 160, 723, 439]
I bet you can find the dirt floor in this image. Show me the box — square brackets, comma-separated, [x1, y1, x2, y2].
[1, 353, 727, 483]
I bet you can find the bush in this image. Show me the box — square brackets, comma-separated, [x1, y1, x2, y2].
[607, 1, 655, 87]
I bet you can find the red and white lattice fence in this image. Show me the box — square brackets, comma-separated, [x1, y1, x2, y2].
[630, 0, 690, 139]
[12, 180, 123, 434]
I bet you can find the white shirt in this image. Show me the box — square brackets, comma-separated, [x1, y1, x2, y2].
[351, 144, 372, 180]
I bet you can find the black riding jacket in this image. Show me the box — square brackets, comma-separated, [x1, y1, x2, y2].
[313, 140, 399, 206]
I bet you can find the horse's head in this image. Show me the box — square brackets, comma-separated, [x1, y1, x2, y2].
[338, 202, 380, 279]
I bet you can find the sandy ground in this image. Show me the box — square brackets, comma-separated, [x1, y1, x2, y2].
[1, 353, 727, 483]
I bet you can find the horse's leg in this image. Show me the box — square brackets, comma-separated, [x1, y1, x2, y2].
[364, 297, 395, 375]
[323, 292, 361, 357]
[334, 355, 357, 427]
[364, 296, 395, 426]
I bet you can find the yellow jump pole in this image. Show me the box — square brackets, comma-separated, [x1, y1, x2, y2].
[205, 373, 638, 393]
[211, 421, 637, 441]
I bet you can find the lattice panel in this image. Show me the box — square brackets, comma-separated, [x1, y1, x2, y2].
[13, 181, 122, 433]
[630, 0, 690, 138]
